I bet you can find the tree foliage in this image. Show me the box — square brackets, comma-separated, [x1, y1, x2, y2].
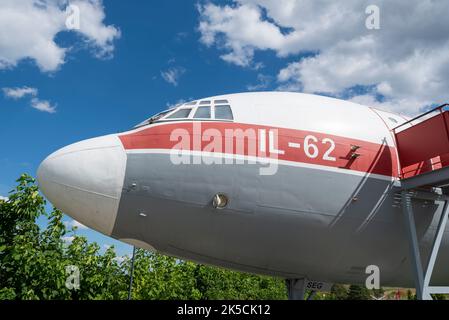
[347, 284, 372, 300]
[329, 284, 349, 300]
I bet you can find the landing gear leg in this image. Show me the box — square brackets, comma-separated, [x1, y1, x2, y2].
[286, 278, 307, 300]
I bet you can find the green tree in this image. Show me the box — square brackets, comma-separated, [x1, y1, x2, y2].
[347, 284, 371, 300]
[329, 284, 348, 300]
[0, 175, 126, 300]
[64, 236, 126, 299]
[128, 250, 201, 300]
[372, 287, 385, 299]
[0, 174, 66, 299]
[192, 264, 286, 300]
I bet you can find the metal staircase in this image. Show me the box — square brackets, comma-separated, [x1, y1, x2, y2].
[393, 104, 449, 300]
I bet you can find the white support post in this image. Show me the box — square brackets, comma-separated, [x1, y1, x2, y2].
[423, 201, 449, 298]
[402, 191, 449, 300]
[401, 191, 426, 300]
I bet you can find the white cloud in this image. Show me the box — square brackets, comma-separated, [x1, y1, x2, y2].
[65, 219, 88, 230]
[70, 0, 121, 59]
[348, 94, 425, 116]
[2, 87, 38, 99]
[113, 254, 130, 264]
[3, 86, 57, 113]
[247, 74, 273, 91]
[198, 0, 449, 115]
[31, 98, 57, 113]
[62, 236, 75, 244]
[161, 67, 186, 86]
[165, 98, 188, 108]
[0, 0, 120, 72]
[0, 196, 8, 202]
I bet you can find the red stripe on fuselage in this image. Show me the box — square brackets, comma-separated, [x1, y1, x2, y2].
[119, 122, 399, 178]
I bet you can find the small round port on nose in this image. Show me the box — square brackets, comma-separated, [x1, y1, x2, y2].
[212, 193, 229, 209]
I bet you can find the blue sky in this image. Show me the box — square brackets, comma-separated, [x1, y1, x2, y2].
[1, 1, 449, 257]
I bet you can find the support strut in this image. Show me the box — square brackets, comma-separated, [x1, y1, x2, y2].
[286, 279, 307, 300]
[401, 191, 449, 300]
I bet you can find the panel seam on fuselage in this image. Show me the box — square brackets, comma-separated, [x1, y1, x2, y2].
[44, 179, 120, 200]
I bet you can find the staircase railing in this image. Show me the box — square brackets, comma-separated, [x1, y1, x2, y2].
[392, 104, 449, 179]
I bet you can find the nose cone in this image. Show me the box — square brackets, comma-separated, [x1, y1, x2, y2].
[37, 134, 127, 235]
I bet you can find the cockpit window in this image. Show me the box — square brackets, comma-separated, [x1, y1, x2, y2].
[134, 108, 174, 127]
[166, 108, 192, 119]
[214, 105, 233, 120]
[134, 99, 234, 128]
[193, 106, 211, 119]
[150, 109, 173, 121]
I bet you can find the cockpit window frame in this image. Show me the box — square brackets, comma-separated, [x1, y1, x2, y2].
[134, 99, 234, 128]
[133, 107, 176, 128]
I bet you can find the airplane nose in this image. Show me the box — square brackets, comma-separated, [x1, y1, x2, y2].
[37, 134, 127, 236]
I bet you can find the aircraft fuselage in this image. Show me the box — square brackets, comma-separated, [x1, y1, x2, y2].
[38, 92, 449, 288]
